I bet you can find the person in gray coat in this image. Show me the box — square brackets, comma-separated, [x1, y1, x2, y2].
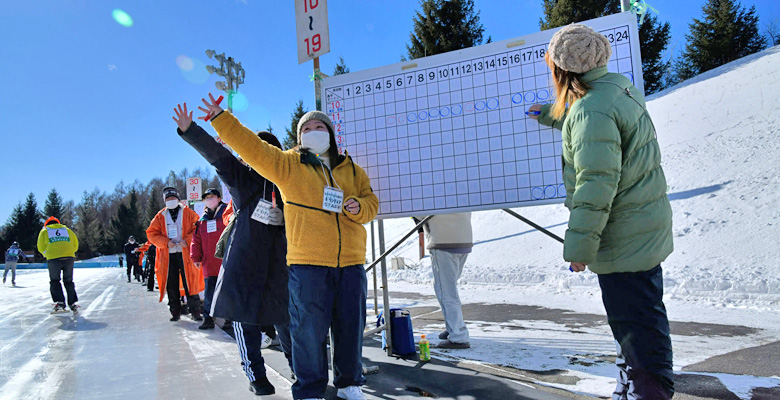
[416, 213, 473, 349]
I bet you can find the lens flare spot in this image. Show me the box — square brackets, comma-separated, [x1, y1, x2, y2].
[181, 58, 209, 84]
[231, 92, 249, 112]
[112, 9, 133, 27]
[176, 55, 194, 71]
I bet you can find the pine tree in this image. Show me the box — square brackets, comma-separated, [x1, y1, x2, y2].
[145, 191, 162, 227]
[539, 0, 672, 95]
[41, 188, 74, 226]
[639, 13, 672, 94]
[127, 189, 145, 243]
[15, 193, 43, 255]
[539, 0, 617, 30]
[404, 0, 485, 60]
[1, 203, 24, 252]
[109, 189, 145, 251]
[333, 56, 350, 75]
[675, 0, 767, 82]
[75, 190, 101, 258]
[110, 203, 133, 252]
[42, 188, 65, 222]
[283, 100, 308, 150]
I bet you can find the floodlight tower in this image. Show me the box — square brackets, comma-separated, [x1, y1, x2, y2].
[205, 49, 245, 112]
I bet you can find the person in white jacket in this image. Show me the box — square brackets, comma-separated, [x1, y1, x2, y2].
[416, 212, 473, 349]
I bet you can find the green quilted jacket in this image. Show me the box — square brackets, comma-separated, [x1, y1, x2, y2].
[538, 66, 673, 274]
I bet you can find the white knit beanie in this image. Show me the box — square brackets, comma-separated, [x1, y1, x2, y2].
[548, 24, 612, 74]
[297, 110, 335, 145]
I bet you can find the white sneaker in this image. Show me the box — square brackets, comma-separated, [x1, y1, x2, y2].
[337, 386, 367, 400]
[260, 332, 273, 349]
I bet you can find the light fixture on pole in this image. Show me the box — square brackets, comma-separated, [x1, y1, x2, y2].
[204, 49, 245, 112]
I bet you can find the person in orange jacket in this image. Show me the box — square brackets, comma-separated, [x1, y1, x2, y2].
[222, 199, 233, 226]
[137, 241, 158, 292]
[146, 187, 205, 321]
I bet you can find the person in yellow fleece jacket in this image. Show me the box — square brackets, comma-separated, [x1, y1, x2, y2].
[196, 93, 377, 400]
[37, 216, 80, 314]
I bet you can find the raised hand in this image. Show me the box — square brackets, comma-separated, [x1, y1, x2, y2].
[172, 103, 193, 132]
[197, 93, 224, 121]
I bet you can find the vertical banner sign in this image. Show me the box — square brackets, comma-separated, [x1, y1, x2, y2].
[295, 0, 330, 64]
[186, 177, 202, 201]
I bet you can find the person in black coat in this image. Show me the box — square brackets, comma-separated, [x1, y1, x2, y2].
[173, 103, 291, 396]
[123, 236, 140, 283]
[145, 244, 157, 292]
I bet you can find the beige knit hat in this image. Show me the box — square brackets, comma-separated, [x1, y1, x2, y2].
[548, 24, 612, 74]
[297, 110, 335, 144]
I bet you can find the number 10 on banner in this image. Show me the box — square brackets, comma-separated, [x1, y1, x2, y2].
[295, 0, 330, 64]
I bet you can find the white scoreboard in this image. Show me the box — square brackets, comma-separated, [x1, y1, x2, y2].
[321, 12, 643, 219]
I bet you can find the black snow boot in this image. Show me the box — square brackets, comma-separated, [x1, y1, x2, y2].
[170, 311, 181, 322]
[191, 311, 203, 321]
[198, 316, 215, 330]
[248, 376, 275, 396]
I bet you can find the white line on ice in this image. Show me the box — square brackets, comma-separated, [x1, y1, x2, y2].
[0, 283, 117, 399]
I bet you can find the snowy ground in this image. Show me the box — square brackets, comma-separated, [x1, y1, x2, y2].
[0, 268, 295, 400]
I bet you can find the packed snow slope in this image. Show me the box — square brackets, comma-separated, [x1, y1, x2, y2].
[376, 45, 780, 310]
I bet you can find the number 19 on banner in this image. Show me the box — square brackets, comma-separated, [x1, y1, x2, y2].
[295, 0, 330, 64]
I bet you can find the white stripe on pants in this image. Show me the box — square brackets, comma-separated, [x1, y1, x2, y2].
[233, 321, 256, 381]
[431, 249, 469, 343]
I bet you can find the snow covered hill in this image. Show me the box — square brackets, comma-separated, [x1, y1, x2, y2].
[376, 45, 780, 311]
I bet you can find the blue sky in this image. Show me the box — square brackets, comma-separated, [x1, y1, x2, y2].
[1, 0, 777, 225]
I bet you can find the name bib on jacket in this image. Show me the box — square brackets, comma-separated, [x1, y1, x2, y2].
[166, 224, 179, 239]
[207, 220, 218, 233]
[47, 228, 70, 243]
[323, 186, 344, 213]
[251, 199, 274, 224]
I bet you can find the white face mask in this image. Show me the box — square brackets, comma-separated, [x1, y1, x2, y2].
[204, 198, 219, 210]
[129, 240, 135, 244]
[165, 199, 180, 209]
[301, 130, 331, 155]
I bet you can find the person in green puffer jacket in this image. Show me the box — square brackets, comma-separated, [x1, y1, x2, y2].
[528, 24, 674, 399]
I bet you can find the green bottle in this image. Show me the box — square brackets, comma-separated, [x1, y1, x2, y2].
[419, 334, 430, 361]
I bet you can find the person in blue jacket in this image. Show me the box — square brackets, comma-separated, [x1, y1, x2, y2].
[173, 103, 292, 396]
